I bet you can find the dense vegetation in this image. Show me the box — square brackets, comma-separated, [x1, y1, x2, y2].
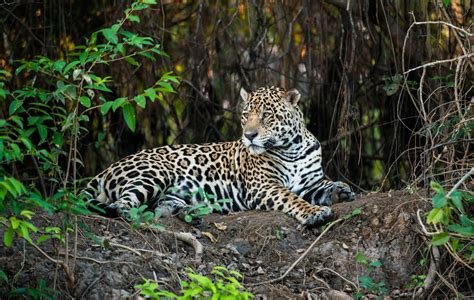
[0, 0, 472, 298]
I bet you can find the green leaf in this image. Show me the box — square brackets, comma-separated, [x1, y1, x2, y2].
[20, 137, 33, 151]
[447, 224, 474, 237]
[100, 102, 114, 115]
[125, 56, 140, 67]
[431, 232, 449, 246]
[9, 100, 23, 115]
[0, 119, 6, 127]
[432, 192, 447, 208]
[112, 97, 127, 112]
[102, 28, 118, 44]
[79, 96, 91, 108]
[20, 210, 35, 219]
[128, 15, 140, 23]
[0, 270, 8, 283]
[3, 226, 14, 247]
[370, 261, 382, 267]
[430, 181, 444, 193]
[142, 0, 157, 3]
[37, 124, 48, 141]
[427, 208, 444, 224]
[448, 191, 465, 214]
[53, 60, 66, 72]
[442, 0, 450, 8]
[53, 132, 64, 147]
[355, 252, 368, 265]
[134, 95, 146, 108]
[144, 88, 156, 101]
[122, 103, 136, 132]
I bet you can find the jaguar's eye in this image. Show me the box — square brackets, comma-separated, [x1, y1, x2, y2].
[242, 111, 249, 118]
[262, 112, 271, 119]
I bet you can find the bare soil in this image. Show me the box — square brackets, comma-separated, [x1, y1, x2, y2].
[0, 191, 444, 299]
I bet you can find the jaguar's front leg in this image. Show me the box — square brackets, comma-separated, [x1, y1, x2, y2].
[253, 185, 332, 225]
[303, 179, 356, 206]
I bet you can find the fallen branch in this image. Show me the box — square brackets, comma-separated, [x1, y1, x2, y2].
[141, 225, 203, 263]
[250, 218, 344, 286]
[171, 231, 203, 263]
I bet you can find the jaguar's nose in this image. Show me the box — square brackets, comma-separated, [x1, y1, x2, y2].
[244, 131, 258, 141]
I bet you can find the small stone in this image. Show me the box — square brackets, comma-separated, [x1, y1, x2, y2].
[372, 218, 380, 226]
[256, 266, 265, 274]
[325, 290, 352, 300]
[342, 242, 349, 250]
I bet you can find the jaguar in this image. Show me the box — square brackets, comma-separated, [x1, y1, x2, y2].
[83, 86, 355, 225]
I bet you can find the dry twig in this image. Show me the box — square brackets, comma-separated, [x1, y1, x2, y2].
[250, 218, 344, 286]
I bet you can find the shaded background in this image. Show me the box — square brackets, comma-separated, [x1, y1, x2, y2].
[1, 0, 472, 192]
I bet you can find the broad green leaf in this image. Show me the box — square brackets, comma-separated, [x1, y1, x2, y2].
[156, 81, 175, 93]
[37, 124, 47, 141]
[448, 191, 464, 214]
[144, 88, 156, 101]
[53, 60, 66, 72]
[447, 224, 474, 236]
[427, 208, 444, 224]
[431, 232, 449, 246]
[112, 97, 127, 112]
[128, 15, 140, 23]
[142, 0, 157, 3]
[64, 60, 80, 74]
[102, 28, 118, 44]
[53, 132, 64, 147]
[3, 226, 14, 247]
[122, 103, 136, 132]
[8, 100, 23, 115]
[432, 192, 447, 208]
[100, 102, 114, 115]
[20, 137, 32, 151]
[459, 214, 474, 226]
[79, 96, 91, 108]
[134, 95, 146, 108]
[10, 217, 20, 229]
[0, 119, 6, 127]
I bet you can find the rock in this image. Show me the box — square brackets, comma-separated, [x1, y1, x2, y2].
[325, 290, 353, 300]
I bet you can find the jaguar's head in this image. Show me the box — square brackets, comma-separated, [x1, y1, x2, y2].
[240, 86, 305, 155]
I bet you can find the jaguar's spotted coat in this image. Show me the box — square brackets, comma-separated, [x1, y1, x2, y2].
[83, 86, 355, 225]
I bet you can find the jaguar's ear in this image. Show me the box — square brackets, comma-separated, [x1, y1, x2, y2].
[286, 89, 301, 106]
[240, 87, 249, 105]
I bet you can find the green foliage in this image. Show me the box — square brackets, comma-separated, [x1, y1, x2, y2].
[353, 253, 387, 299]
[128, 204, 163, 230]
[344, 208, 362, 221]
[0, 0, 178, 295]
[135, 266, 254, 300]
[6, 279, 57, 300]
[0, 0, 178, 246]
[182, 188, 232, 223]
[425, 181, 474, 262]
